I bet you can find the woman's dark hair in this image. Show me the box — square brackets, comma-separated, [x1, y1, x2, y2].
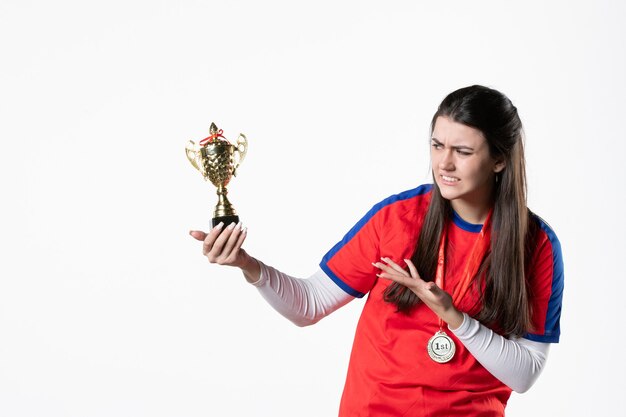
[383, 85, 533, 337]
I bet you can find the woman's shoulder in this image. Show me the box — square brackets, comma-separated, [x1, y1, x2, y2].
[354, 184, 434, 230]
[345, 184, 434, 232]
[362, 183, 433, 218]
[527, 211, 564, 280]
[373, 183, 433, 209]
[528, 211, 562, 249]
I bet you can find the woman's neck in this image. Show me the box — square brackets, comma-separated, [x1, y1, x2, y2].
[450, 199, 492, 224]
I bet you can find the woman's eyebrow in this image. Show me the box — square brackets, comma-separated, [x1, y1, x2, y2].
[430, 137, 475, 151]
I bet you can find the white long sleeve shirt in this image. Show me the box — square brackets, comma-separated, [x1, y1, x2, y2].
[250, 261, 549, 393]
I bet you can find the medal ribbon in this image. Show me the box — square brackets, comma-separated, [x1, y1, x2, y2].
[199, 129, 225, 146]
[435, 209, 493, 328]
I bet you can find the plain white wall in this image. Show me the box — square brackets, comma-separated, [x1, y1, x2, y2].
[1, 1, 624, 416]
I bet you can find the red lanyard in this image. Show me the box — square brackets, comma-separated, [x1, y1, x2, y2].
[434, 210, 493, 327]
[199, 128, 225, 146]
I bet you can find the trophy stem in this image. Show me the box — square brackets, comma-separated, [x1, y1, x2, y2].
[213, 185, 239, 227]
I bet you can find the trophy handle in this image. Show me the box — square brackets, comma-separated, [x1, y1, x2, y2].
[232, 133, 247, 177]
[185, 140, 201, 172]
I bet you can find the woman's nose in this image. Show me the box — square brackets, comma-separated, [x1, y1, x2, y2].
[438, 150, 454, 170]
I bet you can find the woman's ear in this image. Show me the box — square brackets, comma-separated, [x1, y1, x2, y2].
[494, 160, 506, 173]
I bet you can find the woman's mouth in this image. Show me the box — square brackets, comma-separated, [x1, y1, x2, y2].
[441, 175, 459, 184]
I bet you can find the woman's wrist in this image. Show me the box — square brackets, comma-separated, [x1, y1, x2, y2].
[240, 252, 261, 283]
[441, 307, 464, 330]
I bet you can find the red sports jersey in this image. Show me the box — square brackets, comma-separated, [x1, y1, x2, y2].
[320, 184, 564, 417]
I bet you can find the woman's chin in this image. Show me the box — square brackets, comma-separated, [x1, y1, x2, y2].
[437, 186, 460, 202]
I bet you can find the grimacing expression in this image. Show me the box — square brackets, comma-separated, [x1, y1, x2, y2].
[431, 116, 505, 218]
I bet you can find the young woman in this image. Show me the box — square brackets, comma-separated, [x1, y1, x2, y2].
[190, 85, 564, 417]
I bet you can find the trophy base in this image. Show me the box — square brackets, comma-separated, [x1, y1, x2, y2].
[212, 215, 240, 228]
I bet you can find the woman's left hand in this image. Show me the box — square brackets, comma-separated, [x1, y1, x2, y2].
[373, 257, 464, 329]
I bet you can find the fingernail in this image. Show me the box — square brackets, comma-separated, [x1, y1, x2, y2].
[214, 222, 224, 229]
[235, 221, 242, 230]
[227, 222, 236, 229]
[242, 227, 248, 234]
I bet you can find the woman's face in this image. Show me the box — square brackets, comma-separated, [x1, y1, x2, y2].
[430, 116, 504, 221]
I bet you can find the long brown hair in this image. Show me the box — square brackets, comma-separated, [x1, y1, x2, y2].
[383, 85, 532, 337]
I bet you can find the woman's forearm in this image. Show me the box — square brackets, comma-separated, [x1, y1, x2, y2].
[451, 313, 550, 393]
[250, 263, 353, 327]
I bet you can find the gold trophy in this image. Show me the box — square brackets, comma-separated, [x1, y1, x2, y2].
[185, 122, 248, 227]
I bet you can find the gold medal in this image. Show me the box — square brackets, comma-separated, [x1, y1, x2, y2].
[427, 330, 456, 363]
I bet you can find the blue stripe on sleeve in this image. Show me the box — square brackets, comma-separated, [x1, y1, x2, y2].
[320, 184, 433, 297]
[524, 216, 564, 343]
[320, 263, 367, 298]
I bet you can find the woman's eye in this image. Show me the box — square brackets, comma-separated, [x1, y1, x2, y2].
[456, 149, 471, 156]
[431, 143, 443, 150]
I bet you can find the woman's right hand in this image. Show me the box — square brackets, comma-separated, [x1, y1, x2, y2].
[189, 222, 261, 283]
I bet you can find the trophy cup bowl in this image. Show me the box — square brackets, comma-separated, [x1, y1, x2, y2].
[186, 123, 248, 227]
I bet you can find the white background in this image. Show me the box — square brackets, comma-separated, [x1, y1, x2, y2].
[1, 1, 624, 416]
